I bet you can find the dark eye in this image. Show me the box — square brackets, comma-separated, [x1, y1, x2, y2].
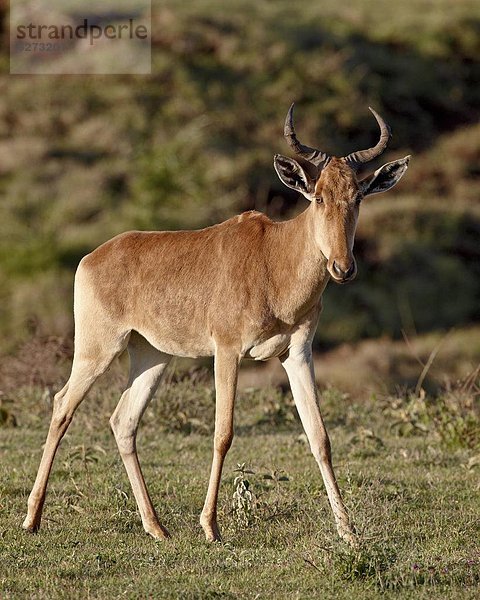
[355, 195, 362, 206]
[316, 196, 324, 204]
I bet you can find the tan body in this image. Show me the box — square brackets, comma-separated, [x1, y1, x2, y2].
[23, 106, 409, 545]
[80, 209, 328, 361]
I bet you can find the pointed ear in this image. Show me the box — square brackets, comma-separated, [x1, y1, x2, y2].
[274, 154, 316, 201]
[360, 155, 411, 197]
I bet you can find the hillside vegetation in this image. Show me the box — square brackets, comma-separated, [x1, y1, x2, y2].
[0, 0, 479, 356]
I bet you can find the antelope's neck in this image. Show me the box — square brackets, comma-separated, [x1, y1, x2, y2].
[266, 206, 329, 321]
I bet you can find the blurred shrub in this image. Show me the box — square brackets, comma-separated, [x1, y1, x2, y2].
[384, 386, 479, 450]
[0, 0, 480, 353]
[150, 374, 215, 434]
[124, 118, 243, 231]
[0, 334, 72, 393]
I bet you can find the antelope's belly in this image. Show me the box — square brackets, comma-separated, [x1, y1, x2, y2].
[136, 326, 215, 358]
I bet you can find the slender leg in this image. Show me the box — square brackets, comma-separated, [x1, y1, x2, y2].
[23, 350, 120, 532]
[280, 345, 356, 545]
[200, 348, 239, 542]
[110, 333, 171, 539]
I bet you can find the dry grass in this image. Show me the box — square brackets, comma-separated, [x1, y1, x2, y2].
[0, 370, 478, 598]
[238, 326, 480, 397]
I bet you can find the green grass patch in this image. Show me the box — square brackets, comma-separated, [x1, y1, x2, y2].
[1, 377, 479, 598]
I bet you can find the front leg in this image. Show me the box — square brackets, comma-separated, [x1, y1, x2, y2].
[200, 348, 240, 542]
[280, 345, 356, 545]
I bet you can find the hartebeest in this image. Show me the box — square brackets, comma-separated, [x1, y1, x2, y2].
[23, 104, 409, 545]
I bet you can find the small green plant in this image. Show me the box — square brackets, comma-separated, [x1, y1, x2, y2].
[385, 390, 431, 437]
[262, 469, 289, 485]
[230, 463, 293, 530]
[320, 540, 396, 584]
[231, 463, 257, 528]
[431, 390, 479, 450]
[384, 384, 479, 450]
[63, 444, 107, 473]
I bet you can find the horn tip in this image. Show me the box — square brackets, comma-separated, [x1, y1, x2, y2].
[368, 106, 392, 136]
[284, 102, 296, 135]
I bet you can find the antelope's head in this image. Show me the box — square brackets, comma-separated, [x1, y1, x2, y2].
[274, 104, 410, 284]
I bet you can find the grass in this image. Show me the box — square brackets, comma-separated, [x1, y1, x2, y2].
[1, 374, 479, 598]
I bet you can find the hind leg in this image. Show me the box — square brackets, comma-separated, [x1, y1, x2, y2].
[23, 334, 129, 532]
[110, 332, 171, 539]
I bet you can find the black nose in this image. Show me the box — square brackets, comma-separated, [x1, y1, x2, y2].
[333, 261, 355, 279]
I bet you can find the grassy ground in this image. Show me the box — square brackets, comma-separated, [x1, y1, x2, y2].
[1, 374, 479, 598]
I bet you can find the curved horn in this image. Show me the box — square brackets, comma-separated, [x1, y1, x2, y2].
[343, 107, 391, 169]
[284, 103, 330, 168]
